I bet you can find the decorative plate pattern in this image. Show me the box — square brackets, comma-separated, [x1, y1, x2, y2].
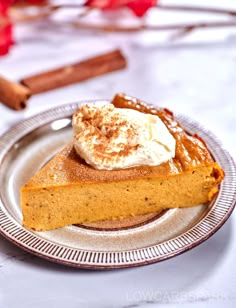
[0, 101, 235, 269]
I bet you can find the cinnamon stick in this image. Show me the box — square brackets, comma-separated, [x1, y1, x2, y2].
[0, 76, 31, 110]
[20, 49, 127, 94]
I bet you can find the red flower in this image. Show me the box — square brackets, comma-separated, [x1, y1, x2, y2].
[0, 0, 47, 56]
[0, 0, 14, 56]
[85, 0, 157, 17]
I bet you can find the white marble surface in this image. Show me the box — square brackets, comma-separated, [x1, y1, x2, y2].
[0, 1, 236, 307]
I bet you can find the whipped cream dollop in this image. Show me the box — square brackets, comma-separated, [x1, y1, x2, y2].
[72, 103, 176, 170]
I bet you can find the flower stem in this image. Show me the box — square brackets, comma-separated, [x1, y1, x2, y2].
[71, 20, 236, 32]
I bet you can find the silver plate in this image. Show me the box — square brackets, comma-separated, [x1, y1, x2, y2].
[0, 101, 235, 269]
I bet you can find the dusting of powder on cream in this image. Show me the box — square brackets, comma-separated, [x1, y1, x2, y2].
[72, 103, 176, 170]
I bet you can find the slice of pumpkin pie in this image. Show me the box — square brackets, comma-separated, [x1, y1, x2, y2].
[21, 94, 224, 231]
